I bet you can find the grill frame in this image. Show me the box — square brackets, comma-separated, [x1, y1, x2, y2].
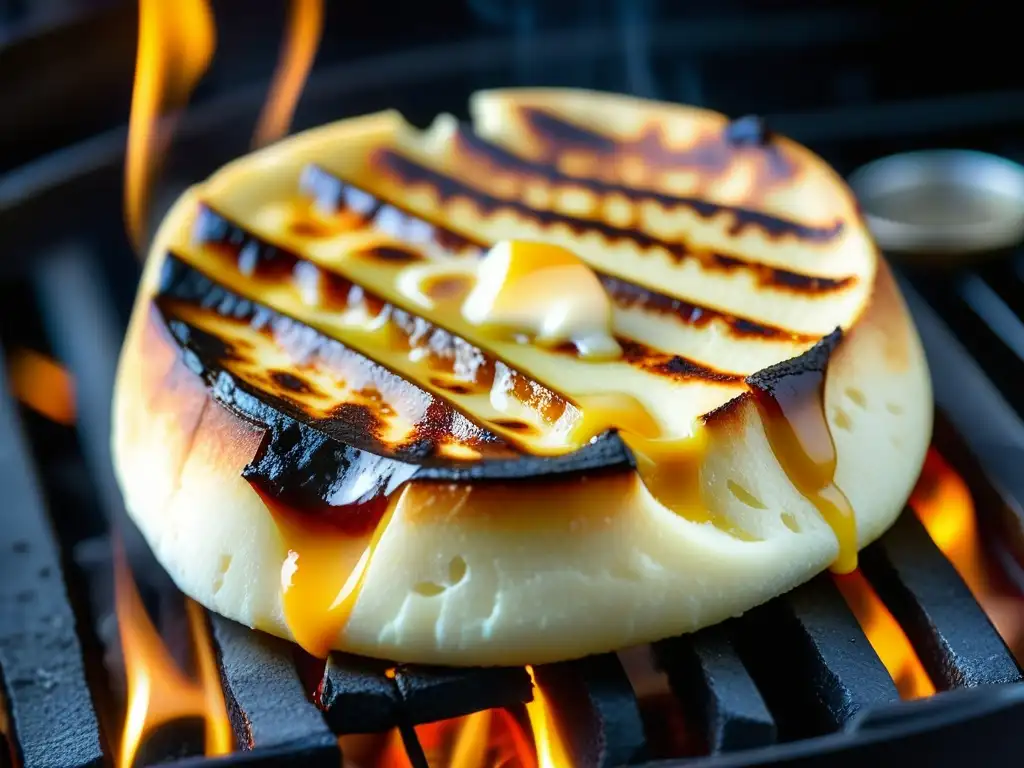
[0, 26, 1023, 768]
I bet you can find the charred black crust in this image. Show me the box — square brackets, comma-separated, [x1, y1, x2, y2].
[416, 434, 632, 481]
[156, 256, 633, 495]
[241, 406, 420, 509]
[700, 328, 843, 427]
[745, 327, 843, 397]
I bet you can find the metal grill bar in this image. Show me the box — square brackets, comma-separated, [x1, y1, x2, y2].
[0, 352, 103, 768]
[319, 653, 399, 734]
[898, 276, 1024, 553]
[393, 664, 534, 726]
[735, 576, 900, 739]
[861, 512, 1022, 689]
[654, 624, 776, 752]
[533, 653, 647, 768]
[210, 616, 338, 766]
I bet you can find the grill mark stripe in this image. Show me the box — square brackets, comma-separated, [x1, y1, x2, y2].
[453, 125, 844, 243]
[303, 164, 816, 342]
[154, 284, 516, 463]
[161, 240, 578, 455]
[198, 200, 746, 385]
[371, 149, 856, 295]
[519, 106, 796, 181]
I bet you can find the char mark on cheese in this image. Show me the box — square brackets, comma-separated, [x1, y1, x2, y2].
[155, 259, 634, 488]
[707, 253, 855, 293]
[371, 149, 857, 296]
[192, 202, 747, 386]
[595, 274, 817, 342]
[302, 164, 825, 340]
[621, 342, 745, 384]
[156, 255, 516, 463]
[517, 106, 797, 191]
[452, 125, 843, 243]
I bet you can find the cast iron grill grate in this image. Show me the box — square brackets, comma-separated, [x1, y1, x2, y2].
[1, 249, 1023, 768]
[2, 16, 1024, 768]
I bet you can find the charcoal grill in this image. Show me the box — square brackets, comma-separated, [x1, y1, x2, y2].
[2, 4, 1024, 767]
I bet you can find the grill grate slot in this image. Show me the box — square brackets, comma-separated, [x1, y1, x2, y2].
[898, 278, 1024, 567]
[210, 615, 338, 765]
[532, 653, 647, 768]
[0, 353, 104, 768]
[735, 576, 900, 740]
[318, 653, 399, 734]
[654, 624, 776, 753]
[907, 264, 1024, 420]
[860, 512, 1022, 689]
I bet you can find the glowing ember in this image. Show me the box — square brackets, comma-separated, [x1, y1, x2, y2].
[7, 348, 75, 425]
[253, 0, 325, 148]
[910, 448, 1024, 662]
[125, 0, 215, 253]
[833, 570, 935, 699]
[113, 538, 232, 768]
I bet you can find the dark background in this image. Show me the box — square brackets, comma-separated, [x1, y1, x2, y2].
[0, 0, 1020, 173]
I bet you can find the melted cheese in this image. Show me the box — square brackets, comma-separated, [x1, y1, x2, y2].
[165, 90, 881, 657]
[461, 240, 621, 360]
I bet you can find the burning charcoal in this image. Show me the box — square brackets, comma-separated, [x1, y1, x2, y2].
[734, 575, 900, 739]
[861, 512, 1023, 689]
[0, 359, 103, 768]
[210, 616, 337, 766]
[532, 654, 646, 768]
[319, 653, 400, 734]
[392, 664, 533, 726]
[654, 624, 776, 752]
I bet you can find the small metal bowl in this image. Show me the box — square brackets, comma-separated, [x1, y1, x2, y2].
[847, 150, 1024, 261]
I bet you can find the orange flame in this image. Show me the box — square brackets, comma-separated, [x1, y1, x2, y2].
[125, 0, 215, 253]
[7, 349, 76, 425]
[252, 0, 324, 148]
[524, 667, 572, 768]
[0, 685, 12, 764]
[114, 539, 233, 768]
[910, 448, 1024, 662]
[352, 707, 536, 768]
[833, 570, 936, 699]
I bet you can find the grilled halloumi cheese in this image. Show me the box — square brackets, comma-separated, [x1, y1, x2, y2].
[112, 88, 931, 665]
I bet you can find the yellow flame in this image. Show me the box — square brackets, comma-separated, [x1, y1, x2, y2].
[361, 707, 538, 767]
[449, 710, 492, 768]
[524, 667, 572, 768]
[7, 349, 76, 425]
[114, 539, 232, 768]
[253, 0, 324, 148]
[125, 0, 215, 253]
[833, 570, 936, 699]
[910, 448, 1024, 662]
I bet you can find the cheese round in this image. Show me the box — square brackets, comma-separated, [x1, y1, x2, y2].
[112, 88, 932, 665]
